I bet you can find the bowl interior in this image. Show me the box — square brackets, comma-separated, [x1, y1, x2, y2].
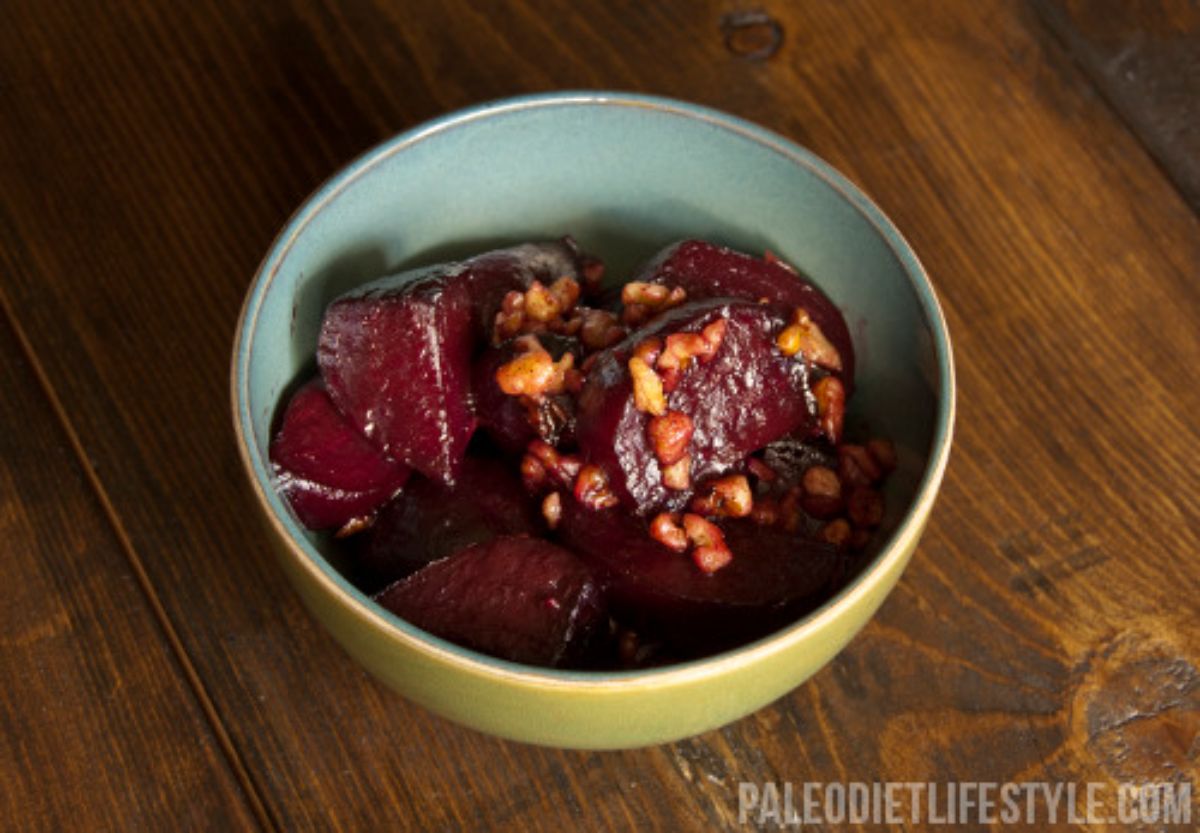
[236, 93, 948, 675]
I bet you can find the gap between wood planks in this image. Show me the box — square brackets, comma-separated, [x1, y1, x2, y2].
[0, 285, 281, 833]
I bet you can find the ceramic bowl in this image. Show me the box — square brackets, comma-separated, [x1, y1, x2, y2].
[231, 91, 955, 749]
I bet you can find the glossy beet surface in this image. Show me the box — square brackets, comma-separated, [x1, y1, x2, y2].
[374, 535, 605, 667]
[635, 240, 855, 386]
[576, 298, 816, 514]
[471, 334, 580, 455]
[557, 501, 840, 650]
[318, 240, 589, 486]
[269, 380, 410, 530]
[354, 456, 540, 590]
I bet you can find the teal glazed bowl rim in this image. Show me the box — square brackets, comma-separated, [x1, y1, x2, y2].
[231, 90, 956, 689]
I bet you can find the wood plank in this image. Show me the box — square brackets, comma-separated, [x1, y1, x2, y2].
[0, 313, 261, 831]
[0, 0, 1196, 828]
[1033, 0, 1200, 212]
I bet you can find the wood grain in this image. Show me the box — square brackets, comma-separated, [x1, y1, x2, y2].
[0, 315, 260, 830]
[0, 0, 1197, 830]
[1034, 0, 1200, 212]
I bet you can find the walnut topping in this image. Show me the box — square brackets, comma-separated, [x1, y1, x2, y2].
[647, 411, 694, 466]
[620, 282, 687, 326]
[776, 307, 842, 371]
[629, 356, 667, 416]
[655, 319, 725, 391]
[579, 308, 626, 351]
[690, 474, 753, 518]
[492, 277, 584, 343]
[818, 517, 852, 550]
[660, 455, 692, 490]
[682, 514, 732, 574]
[521, 440, 582, 493]
[846, 486, 884, 528]
[541, 492, 563, 529]
[495, 337, 575, 400]
[800, 465, 842, 519]
[574, 464, 619, 510]
[813, 376, 845, 444]
[837, 443, 881, 488]
[649, 512, 688, 552]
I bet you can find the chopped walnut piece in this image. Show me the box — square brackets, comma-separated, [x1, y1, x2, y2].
[682, 513, 733, 574]
[750, 496, 780, 526]
[647, 411, 694, 466]
[661, 455, 692, 490]
[690, 474, 753, 518]
[581, 257, 606, 295]
[776, 307, 842, 371]
[522, 440, 582, 493]
[579, 308, 626, 351]
[649, 512, 688, 552]
[629, 356, 667, 416]
[620, 282, 687, 325]
[800, 465, 842, 519]
[632, 336, 663, 368]
[574, 464, 619, 510]
[334, 515, 374, 538]
[541, 492, 563, 529]
[837, 443, 882, 488]
[747, 457, 777, 483]
[813, 376, 845, 444]
[495, 342, 575, 401]
[846, 486, 884, 528]
[491, 277, 583, 342]
[866, 438, 897, 474]
[818, 518, 853, 550]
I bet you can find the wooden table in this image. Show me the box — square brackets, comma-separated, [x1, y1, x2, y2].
[2, 1, 1197, 830]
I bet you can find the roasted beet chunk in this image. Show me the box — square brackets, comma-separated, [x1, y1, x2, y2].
[354, 456, 539, 589]
[632, 240, 855, 385]
[575, 298, 817, 515]
[318, 239, 593, 486]
[269, 379, 410, 531]
[374, 536, 605, 667]
[472, 334, 580, 455]
[558, 501, 839, 651]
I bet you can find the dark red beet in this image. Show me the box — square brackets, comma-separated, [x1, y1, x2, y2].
[374, 535, 605, 667]
[471, 334, 580, 455]
[354, 455, 539, 589]
[318, 239, 592, 486]
[269, 379, 410, 530]
[633, 240, 855, 386]
[557, 501, 839, 651]
[575, 298, 817, 514]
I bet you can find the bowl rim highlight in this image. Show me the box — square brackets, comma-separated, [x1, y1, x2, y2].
[230, 90, 956, 689]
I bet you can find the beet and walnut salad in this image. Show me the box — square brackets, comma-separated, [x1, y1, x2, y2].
[270, 238, 896, 669]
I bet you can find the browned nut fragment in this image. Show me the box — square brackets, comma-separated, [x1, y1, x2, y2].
[574, 464, 619, 510]
[551, 311, 584, 336]
[661, 455, 692, 490]
[800, 465, 842, 519]
[846, 486, 884, 528]
[647, 411, 694, 466]
[621, 281, 671, 306]
[682, 513, 733, 574]
[818, 518, 853, 550]
[699, 319, 727, 360]
[813, 376, 846, 444]
[580, 308, 626, 351]
[548, 276, 581, 312]
[496, 342, 574, 400]
[776, 307, 842, 371]
[690, 474, 753, 518]
[866, 438, 897, 475]
[581, 257, 606, 294]
[629, 356, 666, 416]
[334, 514, 374, 538]
[523, 280, 564, 322]
[621, 302, 650, 327]
[837, 443, 882, 488]
[649, 512, 688, 552]
[780, 485, 804, 533]
[541, 492, 563, 529]
[524, 440, 582, 492]
[632, 336, 663, 368]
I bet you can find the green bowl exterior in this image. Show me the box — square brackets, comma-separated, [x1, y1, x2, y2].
[232, 91, 955, 749]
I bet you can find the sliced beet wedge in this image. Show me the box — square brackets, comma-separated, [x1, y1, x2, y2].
[471, 333, 580, 455]
[633, 239, 855, 386]
[557, 501, 839, 651]
[374, 535, 605, 667]
[269, 379, 410, 531]
[354, 455, 539, 589]
[318, 239, 592, 486]
[575, 298, 816, 515]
